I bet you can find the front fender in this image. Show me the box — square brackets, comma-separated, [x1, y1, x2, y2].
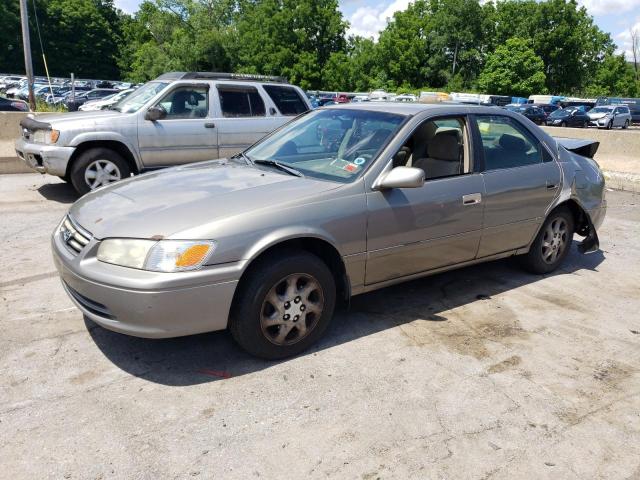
[69, 132, 143, 171]
[242, 226, 342, 262]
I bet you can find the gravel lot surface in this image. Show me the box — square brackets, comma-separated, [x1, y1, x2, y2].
[1, 174, 639, 479]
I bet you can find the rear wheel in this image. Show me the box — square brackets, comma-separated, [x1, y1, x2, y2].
[519, 207, 575, 274]
[229, 250, 336, 359]
[70, 148, 130, 195]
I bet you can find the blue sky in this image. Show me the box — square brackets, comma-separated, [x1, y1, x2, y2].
[114, 0, 640, 57]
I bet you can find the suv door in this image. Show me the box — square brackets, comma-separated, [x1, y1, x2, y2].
[473, 114, 560, 258]
[137, 83, 217, 167]
[213, 83, 283, 158]
[365, 115, 485, 285]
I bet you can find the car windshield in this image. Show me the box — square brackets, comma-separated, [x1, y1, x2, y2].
[110, 81, 169, 113]
[245, 108, 406, 183]
[590, 107, 612, 113]
[550, 109, 569, 118]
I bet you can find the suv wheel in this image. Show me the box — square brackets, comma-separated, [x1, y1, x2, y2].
[70, 148, 130, 195]
[623, 120, 629, 129]
[606, 120, 613, 130]
[230, 250, 336, 359]
[519, 207, 574, 274]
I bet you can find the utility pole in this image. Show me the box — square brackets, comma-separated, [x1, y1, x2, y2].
[19, 0, 36, 111]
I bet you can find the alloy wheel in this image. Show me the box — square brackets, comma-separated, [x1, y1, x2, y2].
[541, 217, 569, 264]
[84, 159, 122, 189]
[260, 273, 324, 346]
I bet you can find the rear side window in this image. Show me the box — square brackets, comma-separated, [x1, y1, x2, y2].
[217, 85, 265, 118]
[263, 85, 308, 116]
[476, 116, 546, 170]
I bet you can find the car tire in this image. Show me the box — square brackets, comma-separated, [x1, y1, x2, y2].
[560, 121, 567, 127]
[623, 120, 629, 129]
[606, 120, 612, 130]
[70, 148, 130, 195]
[519, 206, 575, 274]
[582, 120, 588, 128]
[229, 250, 337, 359]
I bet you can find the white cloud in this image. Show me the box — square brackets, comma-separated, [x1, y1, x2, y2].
[615, 19, 640, 60]
[346, 0, 410, 39]
[577, 0, 640, 15]
[113, 0, 141, 14]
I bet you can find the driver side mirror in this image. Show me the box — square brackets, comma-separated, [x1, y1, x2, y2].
[145, 105, 167, 122]
[376, 166, 425, 190]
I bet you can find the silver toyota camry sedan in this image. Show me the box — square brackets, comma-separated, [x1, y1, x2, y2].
[52, 103, 606, 359]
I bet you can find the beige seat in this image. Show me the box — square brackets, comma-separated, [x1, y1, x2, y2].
[412, 130, 461, 179]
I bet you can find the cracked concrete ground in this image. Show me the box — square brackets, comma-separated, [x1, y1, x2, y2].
[1, 173, 639, 480]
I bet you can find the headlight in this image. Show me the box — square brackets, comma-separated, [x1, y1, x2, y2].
[32, 129, 60, 144]
[97, 239, 215, 272]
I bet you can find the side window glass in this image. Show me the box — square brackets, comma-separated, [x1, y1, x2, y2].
[476, 116, 543, 170]
[393, 117, 468, 180]
[217, 85, 265, 118]
[157, 86, 208, 120]
[263, 85, 308, 116]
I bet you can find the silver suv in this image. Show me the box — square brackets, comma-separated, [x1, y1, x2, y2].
[15, 72, 310, 194]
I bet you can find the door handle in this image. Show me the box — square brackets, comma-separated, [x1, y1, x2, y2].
[462, 193, 482, 205]
[204, 122, 215, 128]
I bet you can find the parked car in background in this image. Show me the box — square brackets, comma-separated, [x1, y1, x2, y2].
[596, 97, 640, 124]
[64, 88, 119, 111]
[333, 93, 350, 103]
[504, 104, 546, 124]
[78, 88, 134, 111]
[51, 103, 606, 359]
[395, 94, 417, 102]
[16, 72, 311, 194]
[0, 76, 26, 91]
[587, 105, 631, 129]
[545, 107, 590, 128]
[0, 96, 29, 111]
[532, 103, 560, 119]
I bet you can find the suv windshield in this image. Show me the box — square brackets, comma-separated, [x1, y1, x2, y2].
[245, 108, 405, 183]
[550, 109, 570, 118]
[590, 107, 613, 114]
[110, 81, 169, 113]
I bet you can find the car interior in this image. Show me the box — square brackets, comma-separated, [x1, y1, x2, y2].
[392, 118, 469, 179]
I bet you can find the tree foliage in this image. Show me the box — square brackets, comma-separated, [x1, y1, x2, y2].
[1, 0, 638, 97]
[478, 38, 546, 97]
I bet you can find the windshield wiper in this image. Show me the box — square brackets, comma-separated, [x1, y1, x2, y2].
[252, 159, 304, 177]
[231, 151, 252, 165]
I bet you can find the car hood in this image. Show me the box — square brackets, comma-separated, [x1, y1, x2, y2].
[588, 112, 609, 119]
[69, 160, 341, 240]
[35, 110, 128, 126]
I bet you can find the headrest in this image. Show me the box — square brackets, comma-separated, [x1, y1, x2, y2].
[499, 134, 527, 153]
[427, 131, 459, 161]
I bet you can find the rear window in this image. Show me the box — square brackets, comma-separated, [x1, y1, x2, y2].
[263, 85, 308, 116]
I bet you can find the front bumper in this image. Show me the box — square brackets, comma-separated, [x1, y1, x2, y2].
[15, 137, 75, 176]
[52, 224, 242, 338]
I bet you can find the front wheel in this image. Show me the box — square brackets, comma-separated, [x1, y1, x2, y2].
[560, 121, 567, 127]
[230, 250, 336, 359]
[623, 120, 629, 129]
[519, 207, 575, 274]
[70, 148, 131, 195]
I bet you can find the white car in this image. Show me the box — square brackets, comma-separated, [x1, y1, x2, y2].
[78, 89, 134, 111]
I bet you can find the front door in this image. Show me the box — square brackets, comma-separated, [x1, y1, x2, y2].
[137, 84, 218, 167]
[473, 114, 561, 258]
[365, 116, 485, 285]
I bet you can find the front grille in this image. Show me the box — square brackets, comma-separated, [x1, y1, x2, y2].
[60, 216, 92, 255]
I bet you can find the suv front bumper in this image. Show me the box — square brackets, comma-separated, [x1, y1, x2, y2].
[15, 137, 75, 177]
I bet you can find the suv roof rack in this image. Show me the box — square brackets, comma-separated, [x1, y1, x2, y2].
[155, 72, 289, 83]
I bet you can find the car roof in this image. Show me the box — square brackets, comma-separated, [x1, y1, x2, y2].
[321, 102, 501, 116]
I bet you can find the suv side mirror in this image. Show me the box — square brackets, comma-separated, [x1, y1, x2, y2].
[145, 105, 167, 121]
[376, 166, 425, 190]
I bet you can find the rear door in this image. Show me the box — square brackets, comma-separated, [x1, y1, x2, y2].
[473, 114, 560, 258]
[137, 83, 217, 167]
[213, 83, 283, 158]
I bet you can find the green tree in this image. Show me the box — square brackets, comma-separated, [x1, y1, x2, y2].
[584, 54, 638, 97]
[478, 37, 546, 96]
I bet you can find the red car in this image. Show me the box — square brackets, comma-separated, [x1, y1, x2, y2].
[334, 93, 350, 103]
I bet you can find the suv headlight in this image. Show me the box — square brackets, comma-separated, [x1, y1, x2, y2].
[32, 129, 60, 144]
[97, 239, 215, 272]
